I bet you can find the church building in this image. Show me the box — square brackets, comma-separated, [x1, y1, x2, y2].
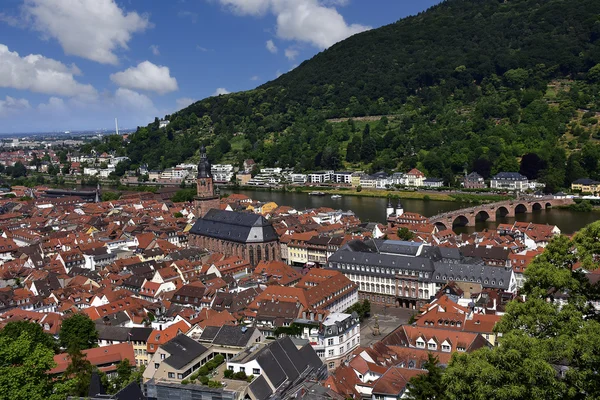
[189, 146, 281, 266]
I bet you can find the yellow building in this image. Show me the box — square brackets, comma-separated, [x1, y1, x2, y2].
[571, 178, 600, 194]
[247, 201, 278, 214]
[351, 172, 362, 187]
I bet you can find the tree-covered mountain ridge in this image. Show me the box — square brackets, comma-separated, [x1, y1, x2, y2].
[123, 0, 600, 192]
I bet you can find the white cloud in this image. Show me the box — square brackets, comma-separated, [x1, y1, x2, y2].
[0, 12, 19, 27]
[178, 10, 198, 23]
[114, 88, 155, 111]
[150, 45, 160, 56]
[24, 0, 150, 65]
[38, 97, 67, 113]
[213, 88, 230, 96]
[0, 96, 31, 117]
[110, 61, 178, 94]
[0, 44, 97, 97]
[284, 47, 299, 60]
[176, 97, 195, 109]
[216, 0, 370, 49]
[275, 70, 283, 78]
[273, 0, 369, 48]
[196, 45, 210, 52]
[218, 0, 271, 16]
[266, 40, 278, 54]
[250, 75, 260, 81]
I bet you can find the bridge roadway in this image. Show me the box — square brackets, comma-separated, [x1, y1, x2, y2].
[429, 196, 575, 229]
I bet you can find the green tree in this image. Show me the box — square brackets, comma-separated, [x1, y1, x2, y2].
[102, 192, 121, 202]
[63, 345, 93, 397]
[0, 320, 57, 352]
[59, 313, 98, 351]
[0, 331, 56, 400]
[397, 227, 415, 241]
[172, 189, 196, 203]
[10, 161, 27, 178]
[406, 354, 447, 400]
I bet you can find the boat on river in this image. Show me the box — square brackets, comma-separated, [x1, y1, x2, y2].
[309, 191, 326, 196]
[331, 194, 342, 199]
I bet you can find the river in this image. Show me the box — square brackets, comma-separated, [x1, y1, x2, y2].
[222, 189, 600, 234]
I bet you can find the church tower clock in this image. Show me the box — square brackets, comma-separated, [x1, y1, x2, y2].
[195, 146, 220, 218]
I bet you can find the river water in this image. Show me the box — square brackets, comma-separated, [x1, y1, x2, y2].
[222, 189, 599, 234]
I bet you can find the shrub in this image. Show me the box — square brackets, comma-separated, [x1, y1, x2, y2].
[208, 380, 222, 388]
[199, 376, 209, 385]
[246, 375, 255, 383]
[181, 379, 189, 385]
[234, 371, 247, 380]
[213, 354, 225, 364]
[198, 366, 209, 376]
[224, 369, 234, 379]
[356, 185, 362, 192]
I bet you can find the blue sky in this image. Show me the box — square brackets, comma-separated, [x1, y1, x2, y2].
[0, 0, 442, 133]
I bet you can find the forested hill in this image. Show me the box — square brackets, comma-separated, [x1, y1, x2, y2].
[123, 0, 600, 192]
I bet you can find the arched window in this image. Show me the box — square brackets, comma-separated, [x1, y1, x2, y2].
[272, 246, 276, 261]
[257, 246, 262, 262]
[249, 247, 255, 266]
[264, 245, 269, 261]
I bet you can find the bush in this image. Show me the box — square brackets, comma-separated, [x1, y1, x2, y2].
[224, 369, 233, 379]
[199, 376, 209, 385]
[208, 380, 222, 388]
[198, 366, 209, 376]
[181, 379, 189, 385]
[213, 354, 225, 364]
[234, 371, 247, 380]
[246, 375, 255, 383]
[356, 185, 362, 192]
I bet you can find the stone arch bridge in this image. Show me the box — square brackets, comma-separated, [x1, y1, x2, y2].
[430, 196, 574, 230]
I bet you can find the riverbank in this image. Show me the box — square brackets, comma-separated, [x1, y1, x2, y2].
[221, 185, 511, 203]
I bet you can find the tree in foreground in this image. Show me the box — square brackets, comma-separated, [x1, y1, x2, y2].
[59, 313, 99, 351]
[0, 331, 55, 400]
[405, 353, 447, 400]
[442, 221, 600, 399]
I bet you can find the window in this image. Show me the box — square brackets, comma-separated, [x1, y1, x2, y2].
[253, 368, 260, 375]
[168, 372, 175, 379]
[160, 353, 165, 360]
[177, 374, 183, 379]
[428, 342, 437, 350]
[442, 344, 451, 352]
[416, 340, 425, 348]
[240, 367, 245, 372]
[154, 363, 159, 370]
[327, 338, 334, 346]
[328, 362, 335, 369]
[328, 349, 334, 356]
[228, 366, 234, 371]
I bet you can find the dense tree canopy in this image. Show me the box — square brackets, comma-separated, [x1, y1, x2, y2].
[59, 314, 98, 351]
[414, 220, 600, 399]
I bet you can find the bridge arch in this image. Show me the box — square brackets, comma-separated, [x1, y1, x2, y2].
[546, 202, 552, 209]
[496, 206, 509, 218]
[475, 210, 491, 222]
[452, 215, 469, 228]
[532, 202, 543, 211]
[514, 203, 528, 214]
[434, 222, 448, 231]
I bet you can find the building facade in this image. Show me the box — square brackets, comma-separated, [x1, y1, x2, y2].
[490, 172, 529, 191]
[327, 239, 515, 309]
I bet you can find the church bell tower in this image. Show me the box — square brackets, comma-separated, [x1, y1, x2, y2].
[195, 145, 220, 218]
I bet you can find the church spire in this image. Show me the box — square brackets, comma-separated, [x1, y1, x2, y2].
[197, 145, 212, 179]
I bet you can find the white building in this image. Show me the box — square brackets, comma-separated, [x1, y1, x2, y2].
[490, 172, 529, 191]
[309, 171, 333, 184]
[303, 312, 360, 370]
[333, 172, 352, 185]
[160, 168, 189, 180]
[290, 173, 308, 184]
[211, 164, 234, 183]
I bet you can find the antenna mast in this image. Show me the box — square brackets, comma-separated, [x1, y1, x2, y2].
[115, 118, 119, 135]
